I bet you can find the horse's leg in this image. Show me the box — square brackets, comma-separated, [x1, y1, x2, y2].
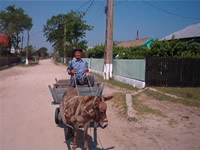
[84, 124, 89, 150]
[72, 125, 78, 150]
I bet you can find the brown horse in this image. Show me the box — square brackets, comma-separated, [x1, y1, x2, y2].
[59, 88, 113, 150]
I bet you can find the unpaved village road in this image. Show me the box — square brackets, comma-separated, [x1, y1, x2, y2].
[1, 59, 200, 150]
[0, 59, 123, 150]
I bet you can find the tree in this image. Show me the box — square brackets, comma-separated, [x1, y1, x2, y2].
[22, 45, 35, 57]
[86, 45, 105, 58]
[0, 5, 33, 52]
[43, 10, 93, 57]
[36, 47, 48, 57]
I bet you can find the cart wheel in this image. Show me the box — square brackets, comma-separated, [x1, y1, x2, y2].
[55, 107, 60, 124]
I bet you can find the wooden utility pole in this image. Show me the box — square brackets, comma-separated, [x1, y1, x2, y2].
[21, 34, 23, 53]
[63, 24, 67, 64]
[104, 0, 113, 80]
[25, 29, 30, 65]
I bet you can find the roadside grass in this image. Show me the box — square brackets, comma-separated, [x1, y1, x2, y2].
[90, 72, 138, 91]
[154, 87, 200, 101]
[132, 94, 167, 117]
[54, 61, 68, 66]
[144, 89, 200, 107]
[54, 61, 60, 65]
[0, 61, 39, 71]
[19, 60, 39, 67]
[112, 93, 127, 116]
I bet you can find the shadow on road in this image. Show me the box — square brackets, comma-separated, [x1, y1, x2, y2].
[57, 123, 115, 150]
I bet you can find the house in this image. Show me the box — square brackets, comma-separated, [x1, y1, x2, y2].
[117, 37, 154, 48]
[160, 23, 200, 42]
[0, 34, 9, 47]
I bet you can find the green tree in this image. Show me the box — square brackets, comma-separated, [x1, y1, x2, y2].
[36, 47, 48, 57]
[0, 5, 33, 52]
[43, 10, 93, 57]
[22, 45, 35, 57]
[86, 45, 104, 58]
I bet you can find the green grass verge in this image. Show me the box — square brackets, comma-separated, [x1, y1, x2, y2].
[112, 93, 127, 116]
[144, 89, 200, 107]
[54, 61, 68, 66]
[90, 72, 138, 91]
[132, 94, 166, 117]
[19, 60, 39, 67]
[154, 87, 200, 101]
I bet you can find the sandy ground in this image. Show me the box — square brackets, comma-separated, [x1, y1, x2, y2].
[1, 59, 200, 150]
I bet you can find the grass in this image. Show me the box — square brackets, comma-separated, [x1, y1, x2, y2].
[54, 60, 68, 66]
[90, 72, 138, 91]
[0, 60, 39, 71]
[154, 87, 200, 101]
[144, 89, 200, 107]
[112, 93, 127, 116]
[19, 60, 39, 67]
[132, 94, 166, 117]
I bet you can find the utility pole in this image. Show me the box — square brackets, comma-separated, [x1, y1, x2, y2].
[21, 34, 23, 53]
[63, 24, 67, 64]
[104, 0, 113, 80]
[25, 29, 30, 65]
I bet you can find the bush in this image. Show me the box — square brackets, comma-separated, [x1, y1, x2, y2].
[150, 39, 200, 58]
[85, 39, 200, 59]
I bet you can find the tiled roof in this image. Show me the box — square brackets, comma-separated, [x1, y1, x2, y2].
[161, 23, 200, 40]
[0, 34, 9, 47]
[117, 37, 151, 48]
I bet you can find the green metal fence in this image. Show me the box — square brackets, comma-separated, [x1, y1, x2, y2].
[113, 59, 145, 81]
[84, 58, 104, 72]
[84, 58, 146, 81]
[57, 57, 63, 63]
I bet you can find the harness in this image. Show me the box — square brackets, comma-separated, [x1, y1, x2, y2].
[62, 58, 101, 128]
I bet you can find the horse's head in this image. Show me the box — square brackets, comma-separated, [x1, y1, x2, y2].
[93, 96, 113, 129]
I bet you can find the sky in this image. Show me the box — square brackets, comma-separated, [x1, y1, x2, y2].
[0, 0, 200, 53]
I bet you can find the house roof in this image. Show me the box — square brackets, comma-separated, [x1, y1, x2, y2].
[161, 23, 200, 40]
[117, 37, 151, 48]
[0, 34, 9, 47]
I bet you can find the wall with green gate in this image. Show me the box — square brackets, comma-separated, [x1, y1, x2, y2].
[84, 58, 146, 81]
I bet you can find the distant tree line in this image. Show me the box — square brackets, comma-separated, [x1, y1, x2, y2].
[0, 5, 32, 55]
[0, 5, 49, 58]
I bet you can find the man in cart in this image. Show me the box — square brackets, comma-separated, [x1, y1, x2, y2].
[67, 48, 94, 88]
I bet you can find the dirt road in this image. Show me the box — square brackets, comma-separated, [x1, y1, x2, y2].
[0, 59, 121, 150]
[1, 59, 200, 150]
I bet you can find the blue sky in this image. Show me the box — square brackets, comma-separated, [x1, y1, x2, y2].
[1, 0, 200, 53]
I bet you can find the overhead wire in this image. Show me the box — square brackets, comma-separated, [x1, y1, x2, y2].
[114, 0, 128, 7]
[142, 0, 200, 20]
[83, 0, 95, 16]
[88, 1, 105, 25]
[89, 0, 128, 25]
[75, 0, 92, 11]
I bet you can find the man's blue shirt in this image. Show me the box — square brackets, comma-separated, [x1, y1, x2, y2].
[67, 58, 88, 79]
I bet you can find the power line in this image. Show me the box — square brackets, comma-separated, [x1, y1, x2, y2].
[84, 0, 95, 16]
[75, 0, 91, 11]
[114, 0, 128, 7]
[88, 1, 105, 24]
[142, 0, 200, 20]
[31, 30, 43, 36]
